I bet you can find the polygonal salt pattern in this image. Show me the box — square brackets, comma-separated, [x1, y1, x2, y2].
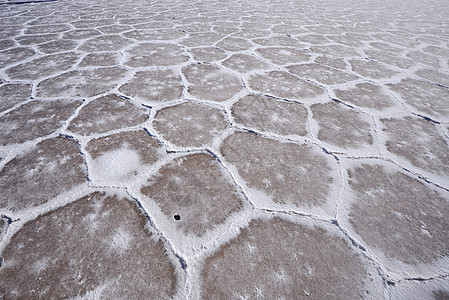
[220, 131, 339, 216]
[231, 94, 308, 137]
[0, 83, 31, 113]
[199, 217, 382, 299]
[310, 101, 375, 153]
[363, 49, 416, 69]
[86, 130, 165, 186]
[0, 192, 179, 299]
[124, 43, 189, 67]
[188, 47, 227, 62]
[386, 78, 449, 122]
[287, 63, 359, 85]
[153, 102, 228, 148]
[222, 54, 270, 73]
[380, 116, 449, 186]
[349, 59, 400, 79]
[182, 63, 243, 102]
[249, 70, 325, 101]
[0, 137, 86, 212]
[414, 68, 449, 87]
[124, 29, 186, 41]
[140, 153, 245, 236]
[216, 37, 252, 51]
[119, 70, 184, 104]
[339, 160, 449, 277]
[1, 0, 449, 297]
[5, 52, 81, 81]
[79, 35, 132, 52]
[62, 28, 102, 40]
[67, 94, 148, 136]
[180, 32, 223, 47]
[0, 100, 82, 145]
[15, 34, 59, 46]
[255, 47, 312, 65]
[314, 55, 347, 70]
[36, 39, 79, 54]
[79, 52, 121, 67]
[0, 47, 36, 69]
[36, 67, 130, 99]
[334, 82, 397, 112]
[310, 45, 360, 58]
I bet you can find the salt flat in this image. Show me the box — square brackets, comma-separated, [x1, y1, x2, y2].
[0, 0, 448, 298]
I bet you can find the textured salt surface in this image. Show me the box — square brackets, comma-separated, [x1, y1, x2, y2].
[0, 0, 448, 298]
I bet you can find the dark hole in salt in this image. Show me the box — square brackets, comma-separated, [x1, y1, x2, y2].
[174, 215, 181, 221]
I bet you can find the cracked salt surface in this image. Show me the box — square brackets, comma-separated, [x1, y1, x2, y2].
[0, 0, 449, 298]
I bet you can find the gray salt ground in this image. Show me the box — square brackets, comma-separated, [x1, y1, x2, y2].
[0, 0, 448, 298]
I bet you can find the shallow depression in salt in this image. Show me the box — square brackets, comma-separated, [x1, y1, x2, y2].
[0, 0, 448, 298]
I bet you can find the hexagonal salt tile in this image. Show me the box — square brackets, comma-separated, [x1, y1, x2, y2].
[231, 94, 308, 137]
[97, 24, 133, 34]
[0, 47, 36, 69]
[62, 28, 102, 40]
[0, 39, 15, 51]
[423, 45, 449, 57]
[252, 35, 303, 47]
[70, 19, 115, 29]
[79, 35, 132, 52]
[119, 70, 183, 104]
[314, 55, 347, 70]
[140, 153, 244, 236]
[380, 116, 449, 181]
[248, 70, 324, 101]
[124, 43, 188, 67]
[199, 217, 381, 299]
[222, 54, 270, 73]
[0, 192, 178, 298]
[36, 39, 79, 54]
[407, 51, 441, 69]
[79, 52, 121, 67]
[188, 47, 227, 62]
[124, 29, 186, 41]
[216, 37, 252, 51]
[5, 52, 81, 81]
[180, 32, 223, 47]
[287, 63, 359, 85]
[153, 102, 227, 148]
[67, 94, 148, 136]
[0, 83, 31, 113]
[255, 47, 312, 65]
[344, 162, 449, 268]
[349, 59, 399, 79]
[24, 24, 71, 35]
[386, 78, 449, 122]
[36, 67, 130, 99]
[0, 100, 82, 146]
[310, 45, 360, 58]
[15, 34, 59, 46]
[311, 101, 374, 149]
[415, 68, 449, 87]
[220, 132, 338, 213]
[334, 82, 396, 111]
[182, 64, 242, 102]
[86, 130, 164, 186]
[363, 50, 416, 69]
[0, 137, 86, 211]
